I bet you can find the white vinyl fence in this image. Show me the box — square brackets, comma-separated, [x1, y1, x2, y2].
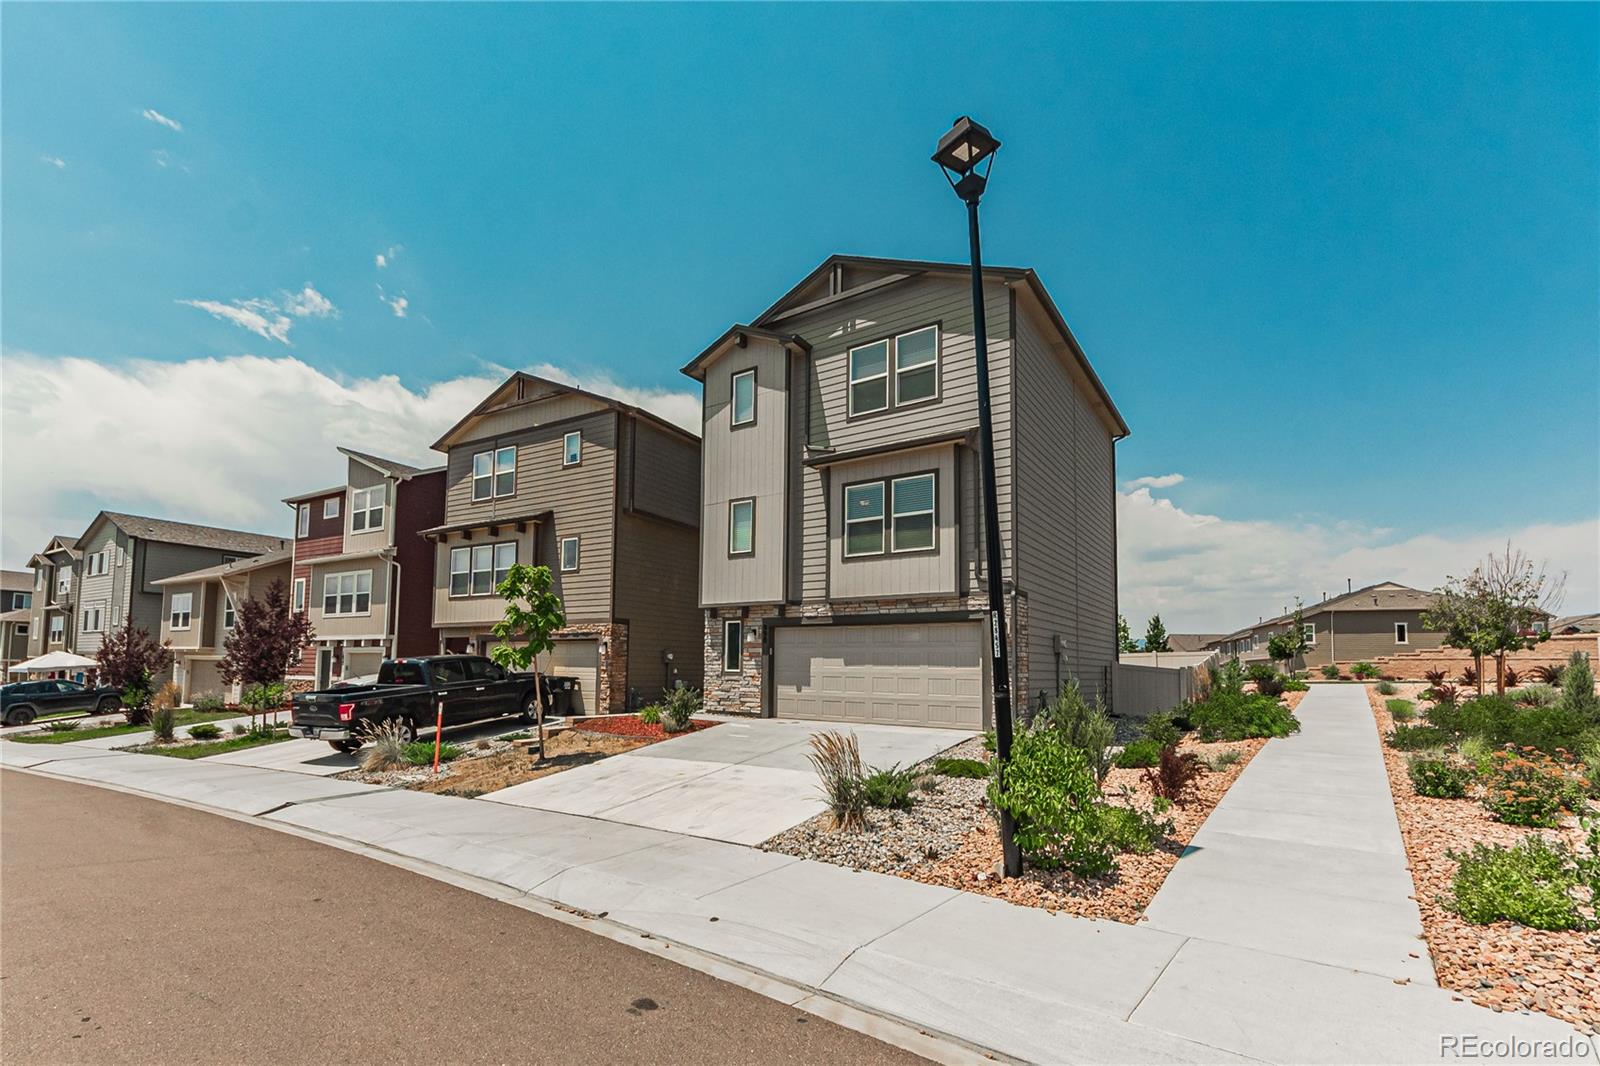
[1113, 652, 1217, 719]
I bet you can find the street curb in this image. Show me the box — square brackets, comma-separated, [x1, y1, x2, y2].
[2, 761, 1011, 1066]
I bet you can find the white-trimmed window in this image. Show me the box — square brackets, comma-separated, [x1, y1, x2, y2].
[728, 499, 755, 555]
[1395, 622, 1409, 645]
[453, 542, 516, 597]
[16, 623, 27, 636]
[890, 473, 936, 553]
[563, 431, 582, 466]
[847, 339, 890, 416]
[297, 503, 311, 538]
[723, 619, 743, 672]
[169, 593, 192, 631]
[449, 546, 472, 597]
[49, 616, 64, 643]
[1302, 622, 1315, 645]
[893, 326, 939, 405]
[56, 569, 70, 595]
[223, 595, 236, 630]
[350, 485, 386, 532]
[844, 482, 886, 557]
[493, 542, 516, 588]
[322, 571, 372, 616]
[323, 496, 341, 519]
[292, 577, 307, 612]
[469, 545, 493, 595]
[81, 607, 102, 632]
[560, 536, 580, 572]
[36, 569, 45, 590]
[111, 605, 119, 627]
[731, 368, 756, 426]
[472, 447, 517, 500]
[85, 551, 107, 577]
[117, 546, 126, 567]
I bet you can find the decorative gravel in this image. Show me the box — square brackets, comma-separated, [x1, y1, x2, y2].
[765, 773, 990, 874]
[1365, 685, 1599, 1034]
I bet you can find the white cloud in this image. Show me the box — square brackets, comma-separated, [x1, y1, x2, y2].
[1116, 484, 1598, 633]
[152, 149, 170, 168]
[375, 245, 401, 269]
[283, 285, 337, 319]
[378, 287, 408, 318]
[1124, 473, 1184, 490]
[40, 155, 66, 169]
[0, 352, 703, 569]
[525, 362, 702, 433]
[141, 108, 183, 132]
[177, 298, 294, 345]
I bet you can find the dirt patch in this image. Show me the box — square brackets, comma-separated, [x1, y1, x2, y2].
[1365, 684, 1599, 1034]
[409, 730, 651, 798]
[572, 716, 717, 739]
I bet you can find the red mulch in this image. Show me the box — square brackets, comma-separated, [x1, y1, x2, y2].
[572, 716, 717, 740]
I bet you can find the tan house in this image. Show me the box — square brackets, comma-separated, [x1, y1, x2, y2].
[282, 449, 446, 690]
[1209, 582, 1448, 668]
[424, 373, 702, 713]
[155, 548, 294, 703]
[681, 255, 1127, 729]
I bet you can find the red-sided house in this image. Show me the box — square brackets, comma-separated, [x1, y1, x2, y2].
[283, 448, 445, 690]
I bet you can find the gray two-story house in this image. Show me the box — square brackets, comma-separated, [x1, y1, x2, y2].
[682, 255, 1128, 729]
[425, 372, 702, 713]
[26, 534, 84, 662]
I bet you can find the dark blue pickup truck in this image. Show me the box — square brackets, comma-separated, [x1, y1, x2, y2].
[290, 654, 546, 752]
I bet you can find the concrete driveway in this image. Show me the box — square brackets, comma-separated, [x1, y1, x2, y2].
[482, 717, 972, 846]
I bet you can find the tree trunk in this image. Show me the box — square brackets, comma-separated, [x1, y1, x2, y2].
[1494, 653, 1506, 696]
[532, 663, 545, 764]
[1475, 653, 1485, 696]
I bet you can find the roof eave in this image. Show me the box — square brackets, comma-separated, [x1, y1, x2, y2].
[680, 325, 811, 381]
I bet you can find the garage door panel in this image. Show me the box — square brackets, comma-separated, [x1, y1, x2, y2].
[774, 622, 984, 730]
[546, 639, 599, 715]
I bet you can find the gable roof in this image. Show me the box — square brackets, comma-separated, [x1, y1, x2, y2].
[1166, 633, 1227, 654]
[679, 326, 810, 380]
[1216, 582, 1445, 642]
[89, 512, 288, 556]
[430, 371, 699, 452]
[1, 569, 31, 593]
[151, 546, 294, 587]
[686, 255, 1129, 439]
[338, 447, 444, 481]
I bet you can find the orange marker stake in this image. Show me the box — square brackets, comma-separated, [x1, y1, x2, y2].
[432, 697, 445, 774]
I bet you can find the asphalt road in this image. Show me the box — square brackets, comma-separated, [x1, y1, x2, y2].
[1, 770, 926, 1065]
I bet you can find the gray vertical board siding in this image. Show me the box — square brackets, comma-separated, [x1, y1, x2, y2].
[343, 456, 391, 556]
[613, 511, 703, 700]
[1012, 298, 1119, 706]
[783, 273, 1015, 598]
[440, 409, 618, 621]
[699, 336, 789, 606]
[72, 522, 119, 655]
[466, 392, 610, 441]
[627, 418, 700, 529]
[825, 444, 959, 600]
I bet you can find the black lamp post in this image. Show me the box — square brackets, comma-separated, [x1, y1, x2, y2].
[932, 116, 1020, 878]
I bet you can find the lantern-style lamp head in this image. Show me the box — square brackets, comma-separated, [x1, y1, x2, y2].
[932, 116, 1000, 202]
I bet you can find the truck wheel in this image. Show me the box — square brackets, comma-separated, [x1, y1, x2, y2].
[6, 707, 35, 727]
[383, 717, 417, 743]
[96, 696, 120, 716]
[329, 739, 362, 754]
[520, 694, 540, 722]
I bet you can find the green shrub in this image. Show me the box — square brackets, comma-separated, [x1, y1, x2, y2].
[1245, 662, 1277, 684]
[1351, 662, 1379, 680]
[1206, 749, 1242, 771]
[1033, 680, 1115, 785]
[187, 723, 223, 740]
[192, 695, 227, 714]
[981, 730, 996, 752]
[42, 721, 80, 733]
[1386, 698, 1416, 721]
[1139, 711, 1183, 749]
[1211, 658, 1246, 697]
[662, 686, 701, 733]
[988, 730, 1168, 877]
[862, 764, 919, 810]
[1515, 684, 1557, 707]
[1189, 691, 1299, 741]
[1446, 837, 1589, 931]
[148, 703, 177, 744]
[1481, 748, 1585, 828]
[932, 756, 989, 779]
[402, 741, 463, 766]
[1114, 738, 1163, 768]
[1407, 756, 1470, 799]
[637, 704, 662, 725]
[1320, 664, 1342, 680]
[1388, 724, 1450, 751]
[230, 722, 249, 737]
[1254, 674, 1285, 697]
[1561, 652, 1597, 720]
[1459, 735, 1495, 775]
[808, 731, 866, 831]
[1281, 678, 1309, 692]
[1376, 680, 1398, 696]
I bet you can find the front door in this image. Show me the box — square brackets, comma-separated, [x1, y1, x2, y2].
[315, 648, 333, 690]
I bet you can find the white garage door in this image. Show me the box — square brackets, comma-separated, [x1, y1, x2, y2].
[545, 638, 600, 715]
[773, 622, 986, 729]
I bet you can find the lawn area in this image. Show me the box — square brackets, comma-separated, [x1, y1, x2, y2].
[8, 709, 240, 744]
[128, 730, 294, 760]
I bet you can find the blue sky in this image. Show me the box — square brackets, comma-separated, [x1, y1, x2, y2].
[3, 4, 1595, 629]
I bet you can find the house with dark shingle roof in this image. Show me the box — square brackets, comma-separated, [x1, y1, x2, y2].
[1207, 582, 1451, 669]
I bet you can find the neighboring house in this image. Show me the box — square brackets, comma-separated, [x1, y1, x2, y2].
[1, 569, 33, 672]
[282, 449, 446, 691]
[2, 569, 33, 615]
[1209, 582, 1449, 668]
[1164, 632, 1225, 654]
[25, 534, 83, 666]
[1552, 613, 1599, 636]
[424, 372, 703, 713]
[154, 548, 294, 703]
[66, 513, 288, 681]
[681, 254, 1127, 729]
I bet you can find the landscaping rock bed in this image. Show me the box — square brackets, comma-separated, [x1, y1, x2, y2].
[1366, 685, 1599, 1034]
[570, 715, 717, 740]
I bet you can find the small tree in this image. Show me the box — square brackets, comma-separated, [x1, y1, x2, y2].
[489, 564, 566, 762]
[1266, 601, 1309, 675]
[1425, 546, 1563, 696]
[220, 578, 314, 730]
[1116, 615, 1139, 655]
[96, 621, 173, 725]
[1143, 615, 1171, 653]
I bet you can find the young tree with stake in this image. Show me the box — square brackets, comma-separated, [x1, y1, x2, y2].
[489, 564, 566, 762]
[219, 578, 315, 731]
[96, 621, 173, 725]
[1267, 601, 1310, 675]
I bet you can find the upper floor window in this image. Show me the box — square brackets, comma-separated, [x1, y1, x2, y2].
[560, 536, 580, 572]
[848, 326, 940, 417]
[56, 570, 71, 595]
[36, 569, 45, 590]
[563, 431, 582, 467]
[293, 577, 307, 612]
[170, 593, 193, 631]
[449, 542, 516, 597]
[844, 472, 937, 557]
[81, 606, 102, 632]
[1395, 622, 1409, 645]
[890, 473, 936, 552]
[323, 571, 372, 616]
[323, 496, 341, 519]
[731, 368, 756, 426]
[49, 616, 64, 642]
[10, 592, 30, 610]
[351, 485, 386, 532]
[843, 482, 885, 557]
[1302, 622, 1315, 644]
[223, 595, 236, 630]
[473, 446, 517, 501]
[728, 499, 755, 555]
[297, 503, 311, 538]
[85, 551, 107, 577]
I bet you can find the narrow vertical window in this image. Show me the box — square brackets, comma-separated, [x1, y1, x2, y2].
[493, 541, 516, 586]
[560, 536, 580, 572]
[893, 326, 939, 405]
[723, 619, 743, 672]
[494, 446, 517, 497]
[731, 368, 756, 426]
[470, 545, 494, 594]
[293, 577, 307, 612]
[890, 473, 936, 552]
[298, 504, 311, 538]
[843, 482, 886, 556]
[563, 431, 582, 466]
[1394, 622, 1409, 645]
[472, 451, 494, 501]
[449, 546, 471, 596]
[728, 499, 754, 555]
[847, 340, 889, 416]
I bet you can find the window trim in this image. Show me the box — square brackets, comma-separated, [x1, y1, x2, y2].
[841, 470, 940, 559]
[1302, 622, 1315, 645]
[560, 536, 580, 573]
[846, 339, 891, 418]
[448, 541, 517, 598]
[847, 324, 942, 420]
[322, 570, 373, 617]
[292, 577, 307, 613]
[722, 619, 743, 673]
[889, 471, 937, 555]
[350, 484, 386, 534]
[81, 606, 102, 633]
[891, 325, 941, 409]
[48, 616, 65, 643]
[842, 480, 886, 558]
[730, 368, 757, 427]
[1394, 622, 1409, 645]
[728, 498, 755, 557]
[223, 594, 236, 631]
[297, 503, 311, 538]
[169, 592, 193, 632]
[323, 496, 341, 519]
[562, 431, 583, 467]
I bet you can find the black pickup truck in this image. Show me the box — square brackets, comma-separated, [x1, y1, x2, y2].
[291, 655, 545, 752]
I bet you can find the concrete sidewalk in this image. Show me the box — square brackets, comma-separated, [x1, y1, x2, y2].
[4, 729, 1593, 1064]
